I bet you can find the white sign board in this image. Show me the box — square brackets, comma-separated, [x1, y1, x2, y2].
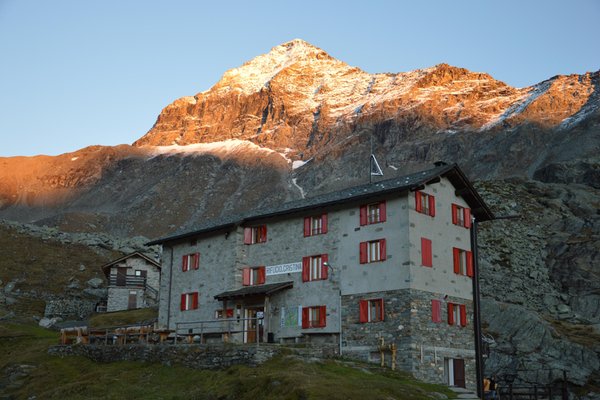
[265, 262, 302, 276]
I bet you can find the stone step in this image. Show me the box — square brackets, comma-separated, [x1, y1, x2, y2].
[448, 386, 480, 399]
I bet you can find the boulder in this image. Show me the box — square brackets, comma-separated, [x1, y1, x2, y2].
[87, 278, 104, 289]
[38, 317, 62, 329]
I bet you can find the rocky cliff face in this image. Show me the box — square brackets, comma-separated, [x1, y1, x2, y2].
[0, 39, 599, 395]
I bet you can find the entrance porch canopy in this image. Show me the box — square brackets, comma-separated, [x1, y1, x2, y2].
[214, 281, 293, 301]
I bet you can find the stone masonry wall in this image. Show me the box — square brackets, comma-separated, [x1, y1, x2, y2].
[342, 288, 476, 390]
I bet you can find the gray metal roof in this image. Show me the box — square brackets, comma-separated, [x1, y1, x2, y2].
[147, 163, 493, 246]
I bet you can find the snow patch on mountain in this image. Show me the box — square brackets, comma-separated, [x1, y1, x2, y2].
[146, 140, 279, 158]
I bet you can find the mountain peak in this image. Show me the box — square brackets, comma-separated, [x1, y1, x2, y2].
[214, 39, 337, 94]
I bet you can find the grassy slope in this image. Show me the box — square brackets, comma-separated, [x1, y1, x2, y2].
[0, 323, 455, 400]
[0, 223, 122, 295]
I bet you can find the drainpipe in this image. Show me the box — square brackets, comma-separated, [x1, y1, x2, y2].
[166, 245, 174, 329]
[470, 218, 484, 398]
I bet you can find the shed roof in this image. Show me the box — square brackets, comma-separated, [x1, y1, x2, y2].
[214, 281, 294, 301]
[148, 163, 494, 246]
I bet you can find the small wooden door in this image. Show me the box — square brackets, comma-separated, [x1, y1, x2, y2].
[245, 307, 264, 343]
[453, 359, 466, 388]
[116, 267, 127, 286]
[128, 291, 137, 310]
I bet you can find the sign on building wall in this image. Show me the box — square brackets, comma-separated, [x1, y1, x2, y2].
[266, 262, 302, 276]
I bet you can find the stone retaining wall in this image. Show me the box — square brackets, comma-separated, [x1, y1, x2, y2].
[48, 343, 332, 369]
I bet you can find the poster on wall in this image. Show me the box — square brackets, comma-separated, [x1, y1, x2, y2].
[280, 306, 300, 327]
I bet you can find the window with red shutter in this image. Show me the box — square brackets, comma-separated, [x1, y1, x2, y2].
[242, 268, 251, 286]
[466, 251, 474, 277]
[193, 253, 200, 270]
[180, 294, 186, 311]
[182, 255, 189, 272]
[359, 300, 368, 323]
[448, 303, 455, 325]
[359, 242, 368, 264]
[421, 238, 432, 267]
[301, 307, 309, 329]
[464, 208, 472, 228]
[359, 205, 368, 226]
[321, 214, 328, 234]
[452, 204, 459, 225]
[416, 191, 435, 216]
[303, 217, 311, 237]
[321, 254, 329, 280]
[302, 257, 310, 282]
[453, 248, 461, 274]
[244, 226, 267, 244]
[459, 305, 467, 327]
[243, 227, 252, 244]
[431, 299, 441, 323]
[380, 239, 387, 261]
[318, 306, 327, 327]
[192, 292, 198, 309]
[258, 267, 266, 284]
[429, 195, 436, 217]
[379, 202, 387, 223]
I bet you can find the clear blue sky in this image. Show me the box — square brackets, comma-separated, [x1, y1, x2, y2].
[0, 0, 598, 157]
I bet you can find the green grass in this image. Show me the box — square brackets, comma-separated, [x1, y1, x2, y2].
[0, 322, 456, 400]
[88, 307, 158, 328]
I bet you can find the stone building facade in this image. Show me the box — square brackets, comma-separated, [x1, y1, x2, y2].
[102, 252, 161, 312]
[149, 163, 493, 389]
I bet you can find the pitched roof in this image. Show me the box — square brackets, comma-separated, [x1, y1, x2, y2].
[100, 251, 161, 277]
[147, 163, 494, 246]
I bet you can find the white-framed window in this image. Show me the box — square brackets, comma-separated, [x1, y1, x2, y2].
[302, 254, 329, 282]
[359, 201, 386, 225]
[243, 226, 267, 244]
[359, 239, 386, 263]
[303, 214, 328, 237]
[242, 266, 266, 286]
[415, 191, 435, 217]
[359, 298, 384, 323]
[453, 248, 473, 277]
[452, 204, 472, 228]
[180, 292, 198, 311]
[301, 305, 326, 328]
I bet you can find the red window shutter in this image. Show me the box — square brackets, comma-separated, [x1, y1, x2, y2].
[380, 239, 387, 260]
[319, 306, 327, 327]
[242, 268, 251, 286]
[302, 257, 310, 282]
[359, 205, 368, 226]
[415, 192, 423, 212]
[431, 299, 441, 323]
[359, 241, 368, 264]
[464, 208, 472, 228]
[301, 307, 309, 329]
[193, 253, 200, 270]
[379, 201, 387, 223]
[243, 227, 252, 244]
[460, 304, 467, 327]
[180, 294, 186, 311]
[303, 217, 311, 237]
[321, 254, 329, 280]
[429, 195, 436, 217]
[379, 299, 385, 322]
[359, 300, 368, 323]
[421, 238, 432, 267]
[453, 248, 460, 274]
[192, 292, 198, 309]
[182, 255, 188, 272]
[260, 226, 267, 243]
[321, 213, 328, 234]
[226, 309, 234, 318]
[258, 267, 266, 284]
[466, 251, 474, 277]
[448, 303, 455, 325]
[452, 204, 458, 225]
